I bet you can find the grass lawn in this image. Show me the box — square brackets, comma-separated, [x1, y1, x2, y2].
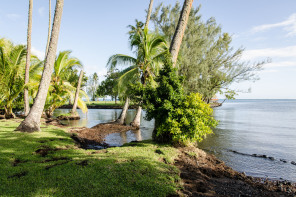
[0, 120, 181, 196]
[86, 101, 123, 106]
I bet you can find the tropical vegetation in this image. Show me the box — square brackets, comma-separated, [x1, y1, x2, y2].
[44, 51, 88, 118]
[151, 2, 264, 102]
[0, 38, 42, 118]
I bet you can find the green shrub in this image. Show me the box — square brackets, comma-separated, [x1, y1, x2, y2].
[141, 59, 218, 146]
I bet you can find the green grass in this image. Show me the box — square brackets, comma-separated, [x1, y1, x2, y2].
[0, 120, 181, 196]
[86, 101, 123, 106]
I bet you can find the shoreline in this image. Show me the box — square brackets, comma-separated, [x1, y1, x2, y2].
[1, 117, 295, 196]
[67, 121, 296, 196]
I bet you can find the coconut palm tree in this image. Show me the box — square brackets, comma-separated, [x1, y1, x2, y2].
[170, 0, 194, 67]
[17, 0, 64, 132]
[24, 0, 33, 116]
[87, 72, 99, 101]
[44, 51, 88, 118]
[0, 39, 42, 119]
[107, 27, 168, 127]
[71, 70, 84, 116]
[145, 0, 154, 28]
[45, 0, 51, 56]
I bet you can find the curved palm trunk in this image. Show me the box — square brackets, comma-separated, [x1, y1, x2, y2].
[170, 0, 193, 67]
[24, 0, 33, 116]
[131, 106, 142, 128]
[71, 70, 83, 116]
[145, 0, 154, 28]
[4, 105, 16, 119]
[45, 0, 51, 56]
[116, 97, 129, 124]
[17, 0, 64, 132]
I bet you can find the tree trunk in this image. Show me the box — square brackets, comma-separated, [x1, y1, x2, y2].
[116, 97, 129, 124]
[71, 70, 83, 116]
[24, 0, 33, 116]
[145, 0, 154, 28]
[17, 0, 64, 132]
[45, 107, 53, 118]
[4, 105, 16, 119]
[170, 0, 193, 67]
[45, 0, 51, 56]
[131, 106, 142, 128]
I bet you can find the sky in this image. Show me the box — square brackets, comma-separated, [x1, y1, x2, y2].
[0, 0, 295, 99]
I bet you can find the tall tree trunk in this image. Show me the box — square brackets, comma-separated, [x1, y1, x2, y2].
[71, 70, 83, 116]
[131, 106, 142, 128]
[45, 0, 51, 56]
[145, 0, 154, 28]
[17, 0, 64, 132]
[116, 97, 129, 124]
[170, 0, 193, 67]
[24, 0, 33, 116]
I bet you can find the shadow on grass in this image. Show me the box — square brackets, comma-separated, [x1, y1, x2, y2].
[0, 120, 180, 196]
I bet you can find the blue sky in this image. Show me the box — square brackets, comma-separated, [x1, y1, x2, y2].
[0, 0, 295, 99]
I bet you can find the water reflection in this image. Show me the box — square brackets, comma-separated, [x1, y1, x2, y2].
[54, 108, 154, 146]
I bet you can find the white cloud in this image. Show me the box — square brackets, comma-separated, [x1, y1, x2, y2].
[260, 69, 278, 73]
[251, 13, 296, 36]
[264, 61, 296, 68]
[31, 47, 45, 60]
[242, 45, 296, 60]
[6, 13, 21, 21]
[38, 7, 45, 16]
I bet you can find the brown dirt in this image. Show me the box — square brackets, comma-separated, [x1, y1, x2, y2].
[174, 147, 296, 197]
[69, 122, 137, 148]
[35, 145, 63, 157]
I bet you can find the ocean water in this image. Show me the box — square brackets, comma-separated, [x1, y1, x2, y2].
[198, 99, 296, 182]
[54, 99, 296, 182]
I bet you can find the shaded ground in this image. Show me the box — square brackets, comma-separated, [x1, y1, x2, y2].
[175, 147, 296, 197]
[0, 120, 180, 197]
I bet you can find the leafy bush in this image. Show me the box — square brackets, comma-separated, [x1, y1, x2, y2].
[140, 59, 218, 146]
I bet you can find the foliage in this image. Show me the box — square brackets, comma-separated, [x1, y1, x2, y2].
[96, 70, 120, 102]
[106, 25, 168, 101]
[87, 72, 99, 101]
[0, 120, 180, 196]
[139, 58, 218, 146]
[0, 38, 42, 118]
[44, 51, 88, 117]
[151, 3, 264, 102]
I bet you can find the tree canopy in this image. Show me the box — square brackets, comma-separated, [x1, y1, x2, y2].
[151, 2, 264, 102]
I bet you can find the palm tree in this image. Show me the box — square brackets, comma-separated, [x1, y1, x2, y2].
[17, 0, 64, 132]
[24, 0, 33, 116]
[71, 70, 84, 116]
[107, 27, 168, 127]
[170, 0, 194, 67]
[0, 39, 42, 119]
[44, 51, 88, 118]
[87, 72, 99, 101]
[45, 0, 51, 56]
[145, 0, 154, 28]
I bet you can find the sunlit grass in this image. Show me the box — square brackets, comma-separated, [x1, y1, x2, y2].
[86, 101, 123, 106]
[0, 119, 181, 196]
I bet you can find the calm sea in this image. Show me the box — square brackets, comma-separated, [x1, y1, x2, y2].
[55, 99, 296, 182]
